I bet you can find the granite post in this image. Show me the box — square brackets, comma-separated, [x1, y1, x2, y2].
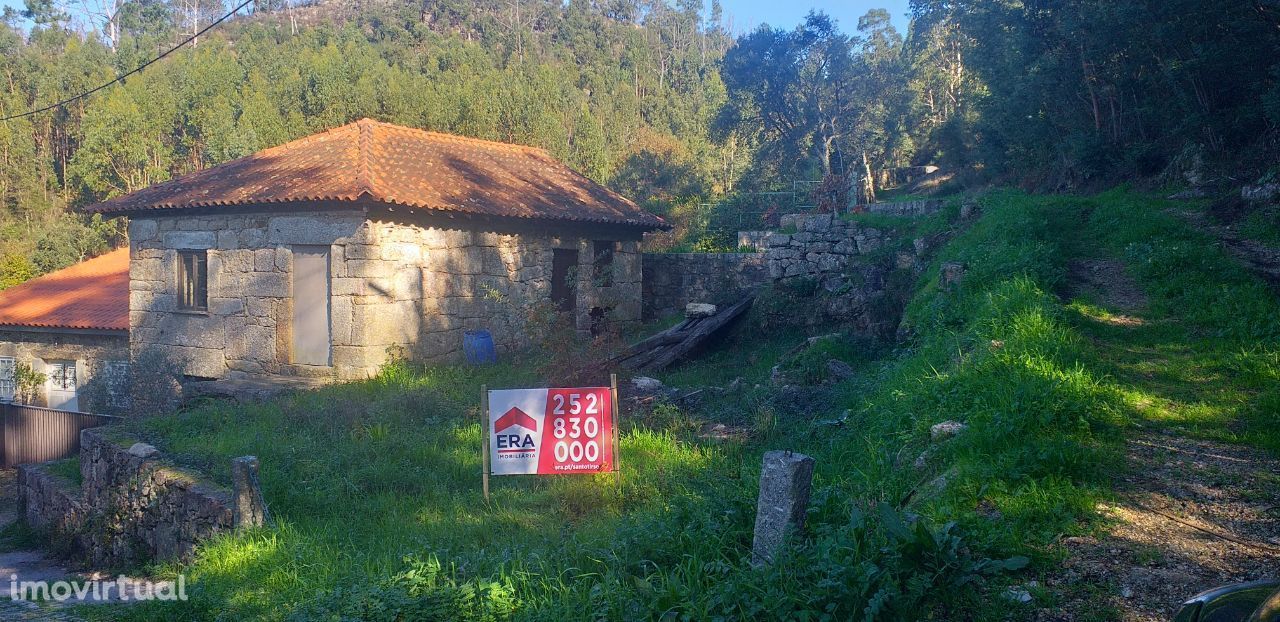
[751, 450, 815, 566]
[231, 456, 269, 528]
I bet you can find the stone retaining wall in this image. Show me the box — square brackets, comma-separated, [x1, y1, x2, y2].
[641, 253, 768, 320]
[770, 214, 893, 288]
[765, 213, 934, 334]
[17, 464, 85, 536]
[18, 428, 238, 568]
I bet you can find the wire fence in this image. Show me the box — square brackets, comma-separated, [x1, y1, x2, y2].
[692, 181, 823, 234]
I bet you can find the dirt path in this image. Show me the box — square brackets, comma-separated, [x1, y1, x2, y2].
[1042, 257, 1280, 621]
[0, 470, 88, 621]
[1046, 431, 1280, 621]
[1177, 208, 1280, 287]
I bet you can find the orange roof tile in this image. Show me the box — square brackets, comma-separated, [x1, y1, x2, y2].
[86, 119, 668, 230]
[0, 248, 129, 332]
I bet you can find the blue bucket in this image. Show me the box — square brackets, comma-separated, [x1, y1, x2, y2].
[463, 330, 497, 365]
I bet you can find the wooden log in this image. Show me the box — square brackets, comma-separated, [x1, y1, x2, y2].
[637, 295, 754, 372]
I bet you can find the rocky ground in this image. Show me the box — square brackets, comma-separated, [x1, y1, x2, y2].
[1178, 205, 1280, 287]
[1043, 431, 1280, 621]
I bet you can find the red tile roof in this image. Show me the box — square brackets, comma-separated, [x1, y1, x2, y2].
[86, 119, 668, 230]
[0, 248, 129, 332]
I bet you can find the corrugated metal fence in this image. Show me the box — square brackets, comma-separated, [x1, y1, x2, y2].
[1, 403, 120, 467]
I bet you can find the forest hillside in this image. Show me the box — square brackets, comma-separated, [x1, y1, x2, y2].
[1, 0, 1278, 276]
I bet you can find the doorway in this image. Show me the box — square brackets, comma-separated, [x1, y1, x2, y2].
[292, 246, 332, 366]
[551, 249, 579, 315]
[45, 360, 77, 411]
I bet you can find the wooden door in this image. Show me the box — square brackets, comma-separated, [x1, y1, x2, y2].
[292, 246, 332, 366]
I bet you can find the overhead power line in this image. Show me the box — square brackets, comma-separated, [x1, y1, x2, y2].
[1, 0, 256, 123]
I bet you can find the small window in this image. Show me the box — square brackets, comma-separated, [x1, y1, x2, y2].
[103, 361, 130, 409]
[178, 250, 208, 311]
[592, 240, 615, 287]
[0, 357, 14, 401]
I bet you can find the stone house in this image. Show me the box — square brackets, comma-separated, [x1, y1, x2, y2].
[86, 119, 667, 381]
[0, 248, 130, 411]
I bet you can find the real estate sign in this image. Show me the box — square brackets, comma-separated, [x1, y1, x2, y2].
[486, 387, 616, 475]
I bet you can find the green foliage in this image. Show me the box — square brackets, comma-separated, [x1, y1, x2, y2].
[0, 253, 34, 290]
[46, 457, 82, 486]
[912, 0, 1280, 185]
[13, 361, 45, 404]
[31, 215, 121, 273]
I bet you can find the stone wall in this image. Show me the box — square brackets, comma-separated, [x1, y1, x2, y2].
[770, 213, 892, 288]
[0, 329, 129, 408]
[17, 428, 237, 567]
[765, 213, 933, 334]
[17, 463, 85, 535]
[641, 253, 768, 320]
[129, 212, 643, 380]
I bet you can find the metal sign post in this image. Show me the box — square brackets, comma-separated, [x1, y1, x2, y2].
[480, 385, 490, 503]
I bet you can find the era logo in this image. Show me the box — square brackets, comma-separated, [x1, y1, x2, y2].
[494, 407, 538, 454]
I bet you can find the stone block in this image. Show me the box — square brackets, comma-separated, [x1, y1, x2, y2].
[344, 243, 380, 260]
[216, 230, 238, 250]
[209, 297, 245, 316]
[253, 249, 277, 272]
[855, 237, 883, 254]
[231, 457, 269, 529]
[332, 277, 366, 297]
[163, 231, 216, 249]
[751, 451, 815, 566]
[331, 296, 354, 344]
[238, 228, 267, 248]
[381, 241, 423, 262]
[244, 272, 288, 298]
[267, 214, 364, 245]
[130, 219, 159, 242]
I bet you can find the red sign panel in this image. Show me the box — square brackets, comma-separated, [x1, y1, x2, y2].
[488, 387, 614, 475]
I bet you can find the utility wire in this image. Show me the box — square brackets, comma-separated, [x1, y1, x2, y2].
[1, 0, 256, 122]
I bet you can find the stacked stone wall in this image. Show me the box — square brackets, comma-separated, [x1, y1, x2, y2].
[641, 253, 768, 320]
[17, 428, 235, 567]
[765, 213, 935, 334]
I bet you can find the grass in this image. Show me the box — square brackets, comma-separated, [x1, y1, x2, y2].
[1238, 204, 1280, 247]
[46, 456, 81, 487]
[80, 188, 1280, 621]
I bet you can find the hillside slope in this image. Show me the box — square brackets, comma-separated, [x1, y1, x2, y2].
[71, 189, 1280, 622]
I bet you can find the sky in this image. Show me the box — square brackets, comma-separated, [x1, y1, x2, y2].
[1, 0, 913, 35]
[717, 0, 913, 34]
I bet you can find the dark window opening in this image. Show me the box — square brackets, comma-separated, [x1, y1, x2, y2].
[592, 240, 615, 287]
[178, 250, 208, 311]
[551, 249, 579, 314]
[589, 306, 614, 337]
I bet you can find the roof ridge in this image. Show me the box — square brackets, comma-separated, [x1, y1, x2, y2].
[361, 118, 548, 155]
[355, 118, 376, 198]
